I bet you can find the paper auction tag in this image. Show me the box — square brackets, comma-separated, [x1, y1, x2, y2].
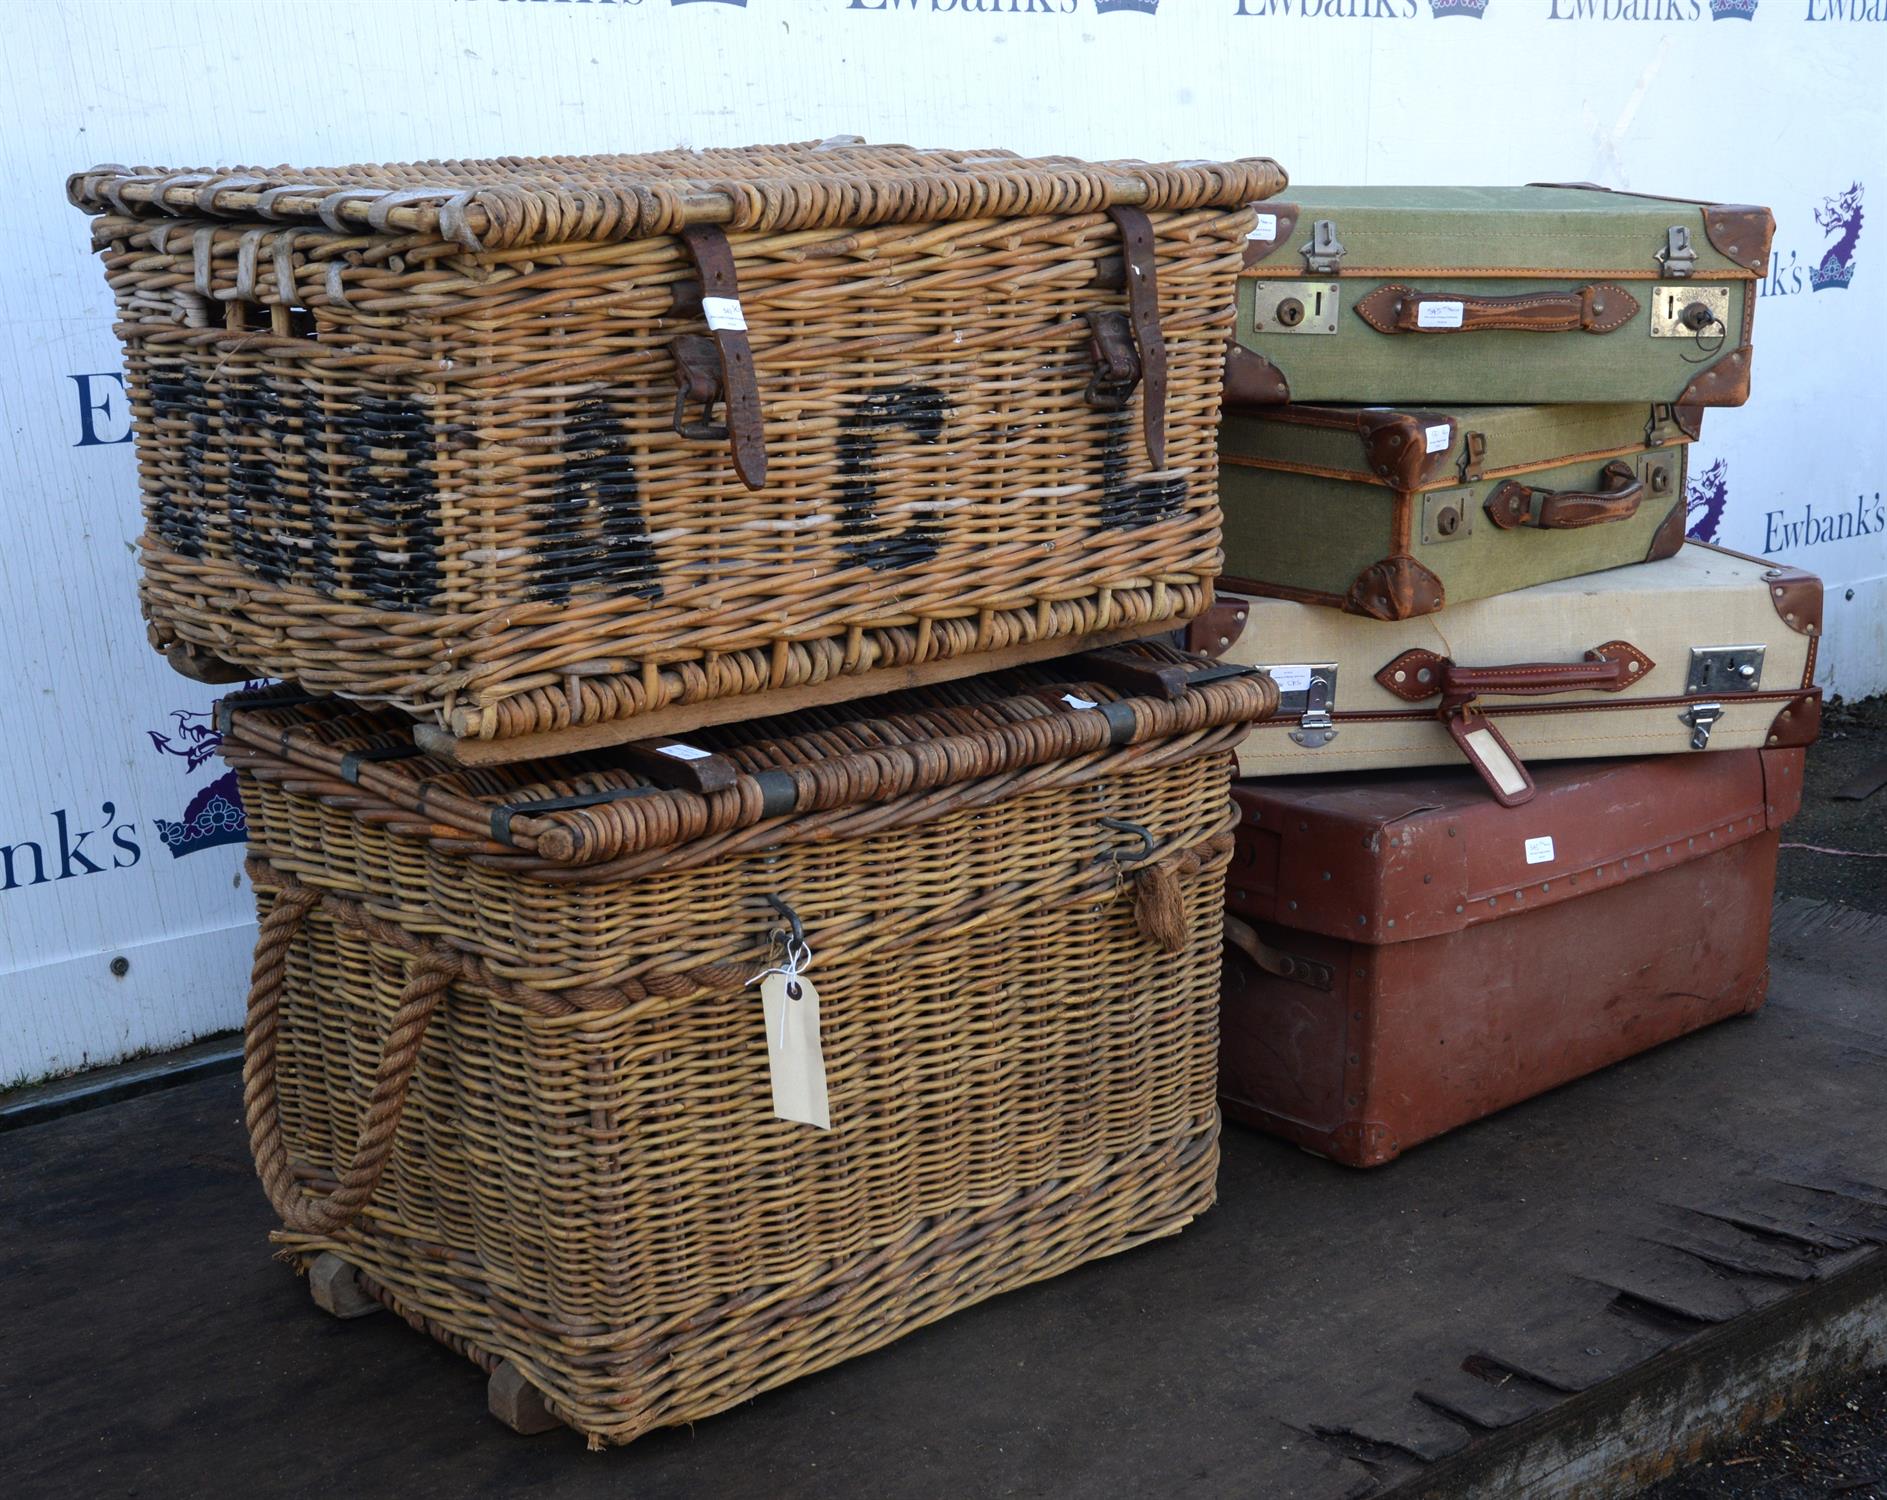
[1416, 300, 1465, 330]
[761, 971, 830, 1130]
[702, 296, 747, 332]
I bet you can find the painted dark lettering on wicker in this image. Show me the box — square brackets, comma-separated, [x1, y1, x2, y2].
[835, 384, 950, 571]
[71, 143, 1286, 741]
[218, 655, 1274, 1445]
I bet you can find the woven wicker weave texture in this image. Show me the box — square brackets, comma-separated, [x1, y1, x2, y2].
[226, 661, 1273, 1445]
[71, 142, 1286, 742]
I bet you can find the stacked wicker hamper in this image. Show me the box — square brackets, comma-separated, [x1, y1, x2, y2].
[69, 143, 1286, 1445]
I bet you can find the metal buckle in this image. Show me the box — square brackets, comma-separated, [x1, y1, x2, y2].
[1301, 218, 1346, 275]
[1080, 309, 1141, 411]
[1458, 430, 1487, 483]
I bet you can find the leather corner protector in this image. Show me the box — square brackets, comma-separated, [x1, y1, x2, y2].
[1376, 648, 1448, 701]
[1344, 555, 1445, 621]
[1357, 410, 1453, 490]
[1590, 640, 1655, 689]
[1645, 494, 1688, 561]
[1223, 341, 1289, 406]
[1761, 562, 1823, 636]
[1180, 596, 1251, 658]
[1678, 347, 1753, 408]
[1765, 691, 1822, 749]
[1702, 204, 1776, 274]
[1672, 401, 1706, 440]
[1240, 202, 1301, 268]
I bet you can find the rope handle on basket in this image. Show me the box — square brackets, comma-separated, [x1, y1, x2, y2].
[1102, 821, 1235, 955]
[242, 885, 449, 1236]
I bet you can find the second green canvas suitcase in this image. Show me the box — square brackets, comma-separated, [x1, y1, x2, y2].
[1228, 186, 1771, 409]
[1219, 402, 1693, 619]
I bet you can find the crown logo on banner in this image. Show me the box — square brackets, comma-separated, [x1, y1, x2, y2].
[670, 1, 747, 7]
[1428, 0, 1489, 15]
[154, 771, 248, 859]
[1095, 1, 1161, 15]
[1708, 0, 1757, 18]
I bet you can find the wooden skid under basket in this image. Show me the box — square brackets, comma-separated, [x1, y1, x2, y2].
[227, 654, 1271, 1443]
[72, 141, 1287, 745]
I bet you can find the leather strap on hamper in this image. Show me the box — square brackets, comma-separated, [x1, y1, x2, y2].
[1354, 283, 1640, 336]
[675, 224, 767, 490]
[1483, 460, 1645, 531]
[1109, 205, 1168, 469]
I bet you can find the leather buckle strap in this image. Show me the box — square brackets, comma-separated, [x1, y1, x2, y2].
[1355, 282, 1640, 336]
[1081, 310, 1141, 411]
[1108, 204, 1167, 468]
[1484, 458, 1646, 531]
[678, 224, 767, 490]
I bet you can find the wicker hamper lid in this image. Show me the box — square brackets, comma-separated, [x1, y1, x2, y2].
[69, 139, 1287, 252]
[220, 645, 1274, 878]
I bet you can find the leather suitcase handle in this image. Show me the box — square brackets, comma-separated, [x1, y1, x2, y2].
[1355, 283, 1640, 336]
[1376, 640, 1654, 702]
[1484, 459, 1645, 531]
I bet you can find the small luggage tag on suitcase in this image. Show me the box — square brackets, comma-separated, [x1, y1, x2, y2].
[761, 969, 832, 1130]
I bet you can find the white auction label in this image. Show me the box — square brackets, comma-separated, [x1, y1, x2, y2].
[1265, 664, 1314, 694]
[658, 743, 713, 761]
[1524, 835, 1557, 866]
[1416, 300, 1466, 330]
[1061, 693, 1099, 710]
[1424, 423, 1451, 454]
[1248, 213, 1279, 242]
[702, 296, 747, 332]
[761, 971, 831, 1130]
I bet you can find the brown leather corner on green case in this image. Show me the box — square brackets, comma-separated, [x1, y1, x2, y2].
[1219, 401, 1697, 618]
[1231, 185, 1770, 407]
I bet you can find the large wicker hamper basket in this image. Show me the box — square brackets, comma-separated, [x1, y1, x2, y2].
[71, 142, 1285, 746]
[220, 649, 1275, 1445]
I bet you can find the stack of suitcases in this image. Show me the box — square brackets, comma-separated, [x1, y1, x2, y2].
[1211, 185, 1819, 1164]
[65, 150, 1818, 1442]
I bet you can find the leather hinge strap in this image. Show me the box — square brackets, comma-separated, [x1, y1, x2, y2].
[679, 224, 766, 490]
[1108, 205, 1167, 468]
[1354, 283, 1640, 336]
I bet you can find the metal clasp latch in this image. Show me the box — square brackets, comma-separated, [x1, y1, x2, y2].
[1658, 225, 1696, 278]
[1301, 218, 1347, 275]
[1458, 430, 1487, 483]
[1290, 670, 1339, 748]
[1680, 701, 1723, 750]
[1080, 309, 1142, 411]
[670, 333, 728, 440]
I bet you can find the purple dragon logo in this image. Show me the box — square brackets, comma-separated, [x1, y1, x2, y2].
[145, 688, 263, 858]
[1686, 458, 1729, 545]
[1812, 183, 1862, 291]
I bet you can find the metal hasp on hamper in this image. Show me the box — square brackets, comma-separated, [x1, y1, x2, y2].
[1219, 747, 1805, 1167]
[1218, 401, 1694, 619]
[1227, 185, 1770, 407]
[67, 142, 1285, 759]
[216, 645, 1277, 1446]
[1191, 542, 1821, 805]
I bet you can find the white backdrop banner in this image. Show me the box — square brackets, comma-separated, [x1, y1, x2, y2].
[1, 0, 1881, 1082]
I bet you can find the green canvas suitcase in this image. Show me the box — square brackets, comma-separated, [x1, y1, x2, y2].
[1228, 186, 1771, 409]
[1219, 402, 1693, 620]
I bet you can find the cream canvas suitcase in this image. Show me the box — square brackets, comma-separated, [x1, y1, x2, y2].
[1189, 543, 1820, 805]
